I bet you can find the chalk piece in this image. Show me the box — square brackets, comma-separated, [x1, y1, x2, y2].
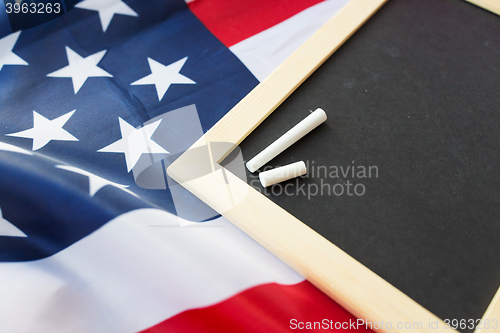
[259, 161, 307, 187]
[246, 108, 327, 173]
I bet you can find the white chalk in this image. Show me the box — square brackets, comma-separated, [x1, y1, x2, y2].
[246, 108, 327, 173]
[259, 161, 307, 187]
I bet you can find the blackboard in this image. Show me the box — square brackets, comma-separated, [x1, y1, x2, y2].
[239, 0, 500, 327]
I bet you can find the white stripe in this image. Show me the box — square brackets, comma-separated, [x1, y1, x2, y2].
[0, 209, 302, 333]
[230, 0, 350, 82]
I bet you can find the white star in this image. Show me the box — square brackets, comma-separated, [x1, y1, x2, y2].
[0, 142, 32, 155]
[56, 165, 137, 197]
[0, 31, 28, 72]
[76, 0, 138, 33]
[0, 207, 27, 237]
[47, 46, 112, 94]
[98, 118, 169, 172]
[131, 57, 195, 101]
[6, 110, 78, 150]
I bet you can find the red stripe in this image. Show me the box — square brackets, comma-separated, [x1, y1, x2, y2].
[187, 0, 325, 47]
[141, 280, 374, 332]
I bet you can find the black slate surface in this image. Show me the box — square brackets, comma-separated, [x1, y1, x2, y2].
[238, 0, 500, 328]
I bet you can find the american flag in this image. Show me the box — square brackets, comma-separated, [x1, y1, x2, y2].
[0, 0, 372, 332]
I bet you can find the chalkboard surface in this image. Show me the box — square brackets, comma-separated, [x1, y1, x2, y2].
[239, 0, 500, 327]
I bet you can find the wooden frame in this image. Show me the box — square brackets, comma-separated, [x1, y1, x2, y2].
[168, 0, 499, 331]
[476, 287, 500, 333]
[466, 0, 500, 16]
